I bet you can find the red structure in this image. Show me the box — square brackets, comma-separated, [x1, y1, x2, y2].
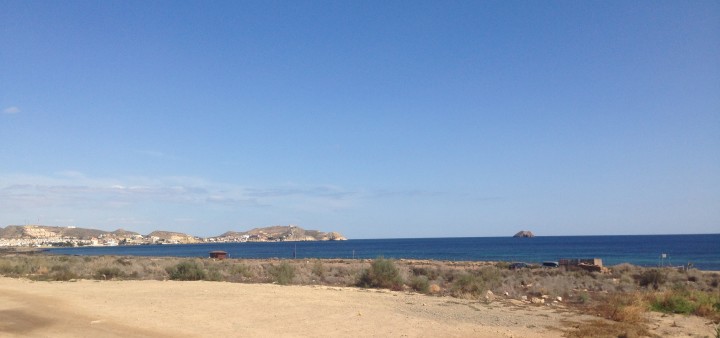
[209, 251, 228, 260]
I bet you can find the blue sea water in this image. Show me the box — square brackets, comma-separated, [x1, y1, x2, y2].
[46, 234, 720, 270]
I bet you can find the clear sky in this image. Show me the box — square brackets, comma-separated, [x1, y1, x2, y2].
[1, 1, 718, 238]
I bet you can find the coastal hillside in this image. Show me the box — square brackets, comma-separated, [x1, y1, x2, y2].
[0, 225, 120, 240]
[147, 231, 201, 244]
[0, 224, 346, 246]
[213, 225, 347, 242]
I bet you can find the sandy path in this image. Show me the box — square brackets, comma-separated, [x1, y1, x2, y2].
[1, 277, 715, 337]
[0, 278, 580, 337]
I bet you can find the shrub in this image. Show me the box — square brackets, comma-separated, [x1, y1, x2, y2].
[637, 269, 666, 289]
[95, 267, 125, 280]
[650, 289, 720, 319]
[208, 268, 223, 281]
[167, 260, 207, 281]
[612, 263, 637, 275]
[46, 265, 77, 281]
[115, 258, 132, 266]
[411, 266, 441, 280]
[311, 260, 325, 281]
[408, 275, 430, 293]
[357, 258, 403, 290]
[476, 267, 501, 289]
[495, 261, 510, 269]
[232, 264, 253, 279]
[270, 262, 295, 285]
[0, 262, 29, 276]
[651, 291, 696, 314]
[451, 273, 485, 298]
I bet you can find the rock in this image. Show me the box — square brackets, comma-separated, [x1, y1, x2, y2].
[429, 284, 441, 294]
[556, 296, 563, 302]
[325, 232, 347, 241]
[484, 290, 495, 302]
[520, 295, 528, 301]
[513, 231, 535, 238]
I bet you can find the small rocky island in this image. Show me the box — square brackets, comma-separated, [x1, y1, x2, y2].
[513, 230, 535, 238]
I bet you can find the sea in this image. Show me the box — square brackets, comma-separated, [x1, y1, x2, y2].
[45, 234, 720, 270]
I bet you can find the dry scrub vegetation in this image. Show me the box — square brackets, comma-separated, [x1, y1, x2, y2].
[1, 253, 719, 337]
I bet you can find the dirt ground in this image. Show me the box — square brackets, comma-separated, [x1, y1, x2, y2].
[0, 277, 715, 337]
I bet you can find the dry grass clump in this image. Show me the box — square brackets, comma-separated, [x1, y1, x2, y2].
[563, 319, 651, 338]
[593, 293, 649, 323]
[565, 292, 652, 338]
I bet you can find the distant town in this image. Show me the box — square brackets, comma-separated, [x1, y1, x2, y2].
[0, 224, 346, 248]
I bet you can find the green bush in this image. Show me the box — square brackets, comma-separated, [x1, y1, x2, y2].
[270, 262, 295, 285]
[650, 289, 720, 318]
[451, 273, 485, 298]
[651, 291, 696, 314]
[357, 258, 403, 290]
[206, 267, 223, 281]
[167, 260, 207, 281]
[476, 267, 501, 289]
[232, 264, 253, 278]
[408, 275, 430, 293]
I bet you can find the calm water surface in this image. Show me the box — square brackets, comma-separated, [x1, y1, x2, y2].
[46, 234, 720, 270]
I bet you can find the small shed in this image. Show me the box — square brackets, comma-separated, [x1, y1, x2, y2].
[209, 250, 228, 260]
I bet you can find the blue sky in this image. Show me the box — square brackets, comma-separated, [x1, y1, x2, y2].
[1, 1, 718, 238]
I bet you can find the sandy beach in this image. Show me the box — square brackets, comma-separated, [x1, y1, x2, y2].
[1, 277, 715, 337]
